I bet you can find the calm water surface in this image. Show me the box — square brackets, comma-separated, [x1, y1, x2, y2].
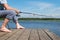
[0, 20, 60, 36]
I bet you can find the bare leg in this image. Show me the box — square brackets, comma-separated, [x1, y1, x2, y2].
[15, 21, 24, 29]
[0, 18, 12, 32]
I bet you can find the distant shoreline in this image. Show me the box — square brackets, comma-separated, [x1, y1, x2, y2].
[18, 18, 60, 20]
[0, 18, 60, 20]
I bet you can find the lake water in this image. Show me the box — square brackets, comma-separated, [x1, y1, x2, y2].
[0, 20, 60, 37]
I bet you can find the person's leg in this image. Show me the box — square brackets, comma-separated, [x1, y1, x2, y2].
[0, 18, 12, 32]
[13, 16, 24, 29]
[16, 21, 24, 29]
[0, 10, 16, 32]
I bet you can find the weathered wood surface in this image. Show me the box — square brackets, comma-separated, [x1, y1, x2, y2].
[0, 29, 60, 40]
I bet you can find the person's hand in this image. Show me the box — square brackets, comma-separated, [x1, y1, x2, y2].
[15, 9, 20, 14]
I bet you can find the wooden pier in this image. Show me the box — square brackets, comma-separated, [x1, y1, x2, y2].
[0, 29, 60, 40]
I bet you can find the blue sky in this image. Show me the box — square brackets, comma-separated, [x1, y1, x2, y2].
[7, 0, 60, 18]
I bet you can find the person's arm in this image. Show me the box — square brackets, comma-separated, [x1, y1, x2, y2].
[3, 3, 20, 14]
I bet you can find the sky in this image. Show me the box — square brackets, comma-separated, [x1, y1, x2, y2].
[7, 0, 60, 18]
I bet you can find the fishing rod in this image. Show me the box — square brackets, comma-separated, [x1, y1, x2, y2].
[20, 12, 45, 16]
[16, 11, 51, 17]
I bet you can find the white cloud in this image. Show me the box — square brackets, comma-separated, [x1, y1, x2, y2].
[29, 2, 53, 9]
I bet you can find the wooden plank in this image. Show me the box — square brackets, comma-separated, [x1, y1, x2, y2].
[0, 29, 18, 40]
[29, 29, 39, 40]
[44, 29, 60, 40]
[38, 29, 51, 40]
[0, 32, 8, 37]
[0, 29, 14, 37]
[6, 29, 25, 40]
[18, 29, 31, 40]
